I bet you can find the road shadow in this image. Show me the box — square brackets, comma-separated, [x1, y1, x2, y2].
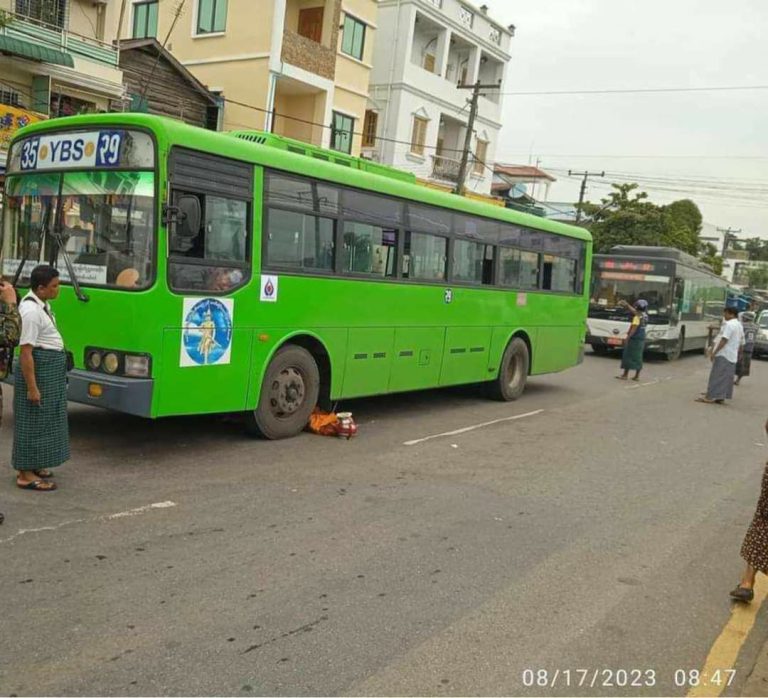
[63, 378, 571, 453]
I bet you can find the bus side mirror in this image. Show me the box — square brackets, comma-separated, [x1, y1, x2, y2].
[177, 196, 201, 239]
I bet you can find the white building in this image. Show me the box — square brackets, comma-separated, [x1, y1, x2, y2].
[367, 0, 513, 196]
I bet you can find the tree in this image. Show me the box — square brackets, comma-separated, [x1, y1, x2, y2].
[747, 267, 768, 290]
[580, 183, 703, 256]
[745, 238, 768, 262]
[700, 242, 724, 276]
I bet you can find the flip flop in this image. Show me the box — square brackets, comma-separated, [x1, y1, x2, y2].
[33, 469, 54, 479]
[16, 479, 56, 492]
[695, 397, 716, 403]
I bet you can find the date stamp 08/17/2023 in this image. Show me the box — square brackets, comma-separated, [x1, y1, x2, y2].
[521, 668, 737, 690]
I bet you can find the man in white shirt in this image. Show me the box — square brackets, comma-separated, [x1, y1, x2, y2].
[12, 265, 70, 491]
[696, 306, 744, 405]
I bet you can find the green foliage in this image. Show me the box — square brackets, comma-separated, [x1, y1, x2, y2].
[699, 242, 724, 276]
[580, 183, 707, 260]
[747, 266, 768, 290]
[744, 238, 768, 262]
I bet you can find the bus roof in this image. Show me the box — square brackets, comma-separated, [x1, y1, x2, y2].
[11, 113, 592, 243]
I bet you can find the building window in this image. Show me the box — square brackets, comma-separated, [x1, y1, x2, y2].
[298, 7, 323, 43]
[341, 14, 366, 61]
[362, 110, 378, 148]
[331, 111, 354, 154]
[197, 0, 227, 34]
[422, 53, 436, 73]
[15, 0, 65, 28]
[473, 139, 488, 175]
[0, 88, 21, 108]
[459, 6, 474, 28]
[132, 1, 158, 39]
[410, 116, 428, 156]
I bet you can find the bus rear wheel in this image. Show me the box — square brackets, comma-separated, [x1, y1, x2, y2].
[246, 345, 320, 439]
[487, 337, 530, 401]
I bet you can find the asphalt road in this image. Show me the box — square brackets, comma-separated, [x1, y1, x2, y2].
[2, 349, 768, 697]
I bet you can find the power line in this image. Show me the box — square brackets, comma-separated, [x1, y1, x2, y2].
[494, 85, 768, 96]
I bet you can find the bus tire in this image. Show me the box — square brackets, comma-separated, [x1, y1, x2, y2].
[665, 330, 684, 361]
[246, 345, 320, 439]
[487, 337, 529, 401]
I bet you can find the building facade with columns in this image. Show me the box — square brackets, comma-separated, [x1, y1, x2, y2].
[121, 0, 377, 155]
[367, 0, 512, 195]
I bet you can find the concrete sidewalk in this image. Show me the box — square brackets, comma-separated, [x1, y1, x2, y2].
[744, 638, 768, 696]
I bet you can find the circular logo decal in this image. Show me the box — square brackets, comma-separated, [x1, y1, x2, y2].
[39, 144, 49, 160]
[84, 141, 96, 157]
[182, 298, 233, 365]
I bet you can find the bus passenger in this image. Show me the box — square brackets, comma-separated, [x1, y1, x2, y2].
[616, 299, 648, 382]
[12, 265, 70, 492]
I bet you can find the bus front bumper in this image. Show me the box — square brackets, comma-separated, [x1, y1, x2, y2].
[68, 370, 153, 417]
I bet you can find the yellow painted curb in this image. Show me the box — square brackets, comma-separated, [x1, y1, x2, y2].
[688, 576, 768, 697]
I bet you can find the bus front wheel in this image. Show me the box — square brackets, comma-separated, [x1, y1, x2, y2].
[246, 345, 320, 439]
[487, 337, 530, 401]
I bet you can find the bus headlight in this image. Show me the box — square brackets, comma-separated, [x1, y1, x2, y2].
[102, 352, 120, 375]
[86, 350, 102, 371]
[125, 355, 150, 378]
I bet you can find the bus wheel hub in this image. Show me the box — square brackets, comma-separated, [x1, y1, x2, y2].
[271, 368, 305, 415]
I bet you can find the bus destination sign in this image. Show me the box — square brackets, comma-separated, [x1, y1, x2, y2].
[596, 258, 674, 276]
[19, 130, 124, 171]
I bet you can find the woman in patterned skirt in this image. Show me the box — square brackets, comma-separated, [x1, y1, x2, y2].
[730, 418, 768, 602]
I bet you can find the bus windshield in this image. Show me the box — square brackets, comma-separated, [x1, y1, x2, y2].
[2, 170, 155, 289]
[590, 268, 672, 317]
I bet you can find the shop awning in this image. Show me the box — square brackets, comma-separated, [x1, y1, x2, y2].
[0, 35, 74, 68]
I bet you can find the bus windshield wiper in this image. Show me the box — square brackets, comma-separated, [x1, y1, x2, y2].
[51, 229, 89, 303]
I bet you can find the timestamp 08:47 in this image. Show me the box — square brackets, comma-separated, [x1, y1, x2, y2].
[521, 668, 736, 689]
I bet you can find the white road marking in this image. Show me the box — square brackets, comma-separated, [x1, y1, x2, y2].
[0, 500, 177, 545]
[403, 409, 544, 446]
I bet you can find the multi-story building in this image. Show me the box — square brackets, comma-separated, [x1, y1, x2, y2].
[0, 0, 124, 171]
[368, 0, 512, 196]
[122, 0, 377, 155]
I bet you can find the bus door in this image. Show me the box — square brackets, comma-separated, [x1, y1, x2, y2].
[672, 277, 684, 325]
[157, 148, 256, 416]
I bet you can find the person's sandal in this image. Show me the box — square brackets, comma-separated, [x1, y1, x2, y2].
[16, 479, 56, 492]
[729, 586, 754, 603]
[33, 469, 54, 479]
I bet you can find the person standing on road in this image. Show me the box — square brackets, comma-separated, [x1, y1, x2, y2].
[735, 311, 758, 386]
[616, 299, 648, 382]
[0, 280, 21, 522]
[12, 265, 69, 492]
[730, 418, 768, 603]
[696, 306, 744, 405]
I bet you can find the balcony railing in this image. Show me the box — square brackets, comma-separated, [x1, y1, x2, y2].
[432, 154, 461, 182]
[281, 29, 336, 80]
[0, 8, 119, 67]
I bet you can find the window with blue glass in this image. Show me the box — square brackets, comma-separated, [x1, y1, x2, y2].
[341, 14, 366, 60]
[197, 0, 227, 34]
[331, 112, 354, 154]
[132, 1, 158, 38]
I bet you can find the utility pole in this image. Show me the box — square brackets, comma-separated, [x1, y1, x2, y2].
[717, 227, 743, 256]
[454, 80, 500, 195]
[569, 170, 605, 223]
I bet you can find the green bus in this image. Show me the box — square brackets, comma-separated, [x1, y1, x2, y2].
[2, 114, 591, 438]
